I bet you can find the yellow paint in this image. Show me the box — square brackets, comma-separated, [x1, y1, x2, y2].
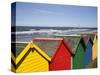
[12, 41, 51, 72]
[16, 42, 31, 64]
[92, 35, 98, 60]
[16, 50, 49, 72]
[11, 52, 16, 64]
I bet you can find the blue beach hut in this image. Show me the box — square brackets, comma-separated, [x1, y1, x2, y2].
[83, 36, 93, 68]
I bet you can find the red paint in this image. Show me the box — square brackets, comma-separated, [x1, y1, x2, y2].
[49, 41, 72, 70]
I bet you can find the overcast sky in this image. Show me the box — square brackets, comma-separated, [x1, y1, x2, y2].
[12, 2, 97, 27]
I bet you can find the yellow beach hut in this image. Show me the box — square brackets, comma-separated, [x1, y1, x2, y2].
[11, 41, 51, 73]
[92, 34, 98, 60]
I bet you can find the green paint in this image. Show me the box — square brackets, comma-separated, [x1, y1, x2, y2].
[73, 43, 84, 69]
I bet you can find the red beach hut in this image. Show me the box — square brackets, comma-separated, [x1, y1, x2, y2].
[33, 38, 72, 71]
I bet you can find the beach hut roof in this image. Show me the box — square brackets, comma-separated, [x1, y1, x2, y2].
[93, 34, 98, 43]
[54, 34, 81, 36]
[54, 35, 85, 54]
[32, 38, 64, 57]
[83, 35, 88, 45]
[78, 33, 95, 41]
[12, 41, 51, 66]
[11, 42, 28, 57]
[83, 35, 93, 46]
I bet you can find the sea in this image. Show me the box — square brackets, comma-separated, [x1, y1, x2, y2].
[11, 26, 97, 42]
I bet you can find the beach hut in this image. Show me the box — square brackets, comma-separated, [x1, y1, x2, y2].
[83, 35, 93, 68]
[33, 38, 72, 71]
[92, 34, 98, 60]
[54, 35, 85, 69]
[11, 41, 51, 72]
[78, 33, 97, 60]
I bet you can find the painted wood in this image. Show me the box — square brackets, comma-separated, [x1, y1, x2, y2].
[92, 35, 97, 60]
[11, 41, 51, 72]
[32, 38, 72, 71]
[16, 50, 49, 72]
[49, 41, 72, 70]
[73, 43, 84, 69]
[53, 35, 85, 69]
[84, 41, 92, 67]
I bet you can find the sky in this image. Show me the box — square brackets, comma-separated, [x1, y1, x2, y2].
[12, 2, 97, 27]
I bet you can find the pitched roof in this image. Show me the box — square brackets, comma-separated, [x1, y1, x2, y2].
[88, 34, 95, 41]
[93, 34, 98, 43]
[51, 40, 72, 61]
[33, 38, 63, 57]
[83, 35, 89, 45]
[16, 42, 28, 57]
[53, 35, 85, 54]
[12, 41, 51, 66]
[78, 33, 95, 41]
[83, 35, 93, 46]
[11, 42, 28, 57]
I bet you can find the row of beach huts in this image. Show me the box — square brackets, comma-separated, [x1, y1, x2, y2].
[11, 33, 97, 72]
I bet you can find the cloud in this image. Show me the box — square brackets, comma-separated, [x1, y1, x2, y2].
[33, 8, 64, 15]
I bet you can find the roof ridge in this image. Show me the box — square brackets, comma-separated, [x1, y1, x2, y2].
[85, 37, 93, 46]
[32, 38, 64, 41]
[16, 42, 32, 64]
